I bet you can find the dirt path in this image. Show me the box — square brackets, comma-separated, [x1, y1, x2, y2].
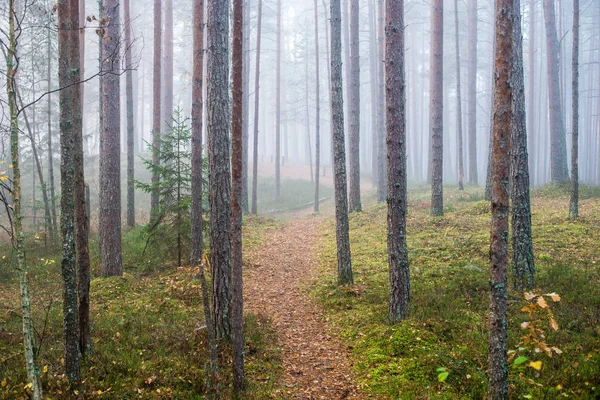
[244, 209, 364, 399]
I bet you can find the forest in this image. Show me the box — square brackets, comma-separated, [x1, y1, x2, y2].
[0, 0, 599, 398]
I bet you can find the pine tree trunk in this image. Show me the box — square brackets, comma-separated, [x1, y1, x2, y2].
[510, 0, 535, 290]
[569, 0, 579, 218]
[7, 3, 43, 397]
[162, 0, 174, 135]
[231, 0, 245, 391]
[124, 0, 135, 227]
[467, 0, 478, 185]
[377, 0, 387, 202]
[207, 0, 232, 340]
[348, 0, 361, 212]
[58, 0, 82, 381]
[191, 0, 205, 266]
[385, 0, 410, 323]
[251, 0, 263, 215]
[542, 0, 569, 183]
[368, 0, 378, 183]
[151, 0, 162, 215]
[488, 1, 512, 397]
[100, 0, 123, 277]
[528, 0, 536, 185]
[330, 0, 354, 285]
[242, 0, 251, 215]
[275, 0, 282, 200]
[430, 0, 444, 217]
[314, 0, 321, 213]
[454, 0, 464, 191]
[47, 27, 58, 242]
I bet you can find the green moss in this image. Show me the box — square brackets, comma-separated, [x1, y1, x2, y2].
[314, 186, 600, 399]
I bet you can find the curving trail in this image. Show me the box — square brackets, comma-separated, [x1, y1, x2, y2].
[244, 209, 364, 399]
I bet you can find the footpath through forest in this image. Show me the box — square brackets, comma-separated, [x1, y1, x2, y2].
[244, 207, 365, 399]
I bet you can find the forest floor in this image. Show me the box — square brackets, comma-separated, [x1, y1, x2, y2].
[244, 205, 364, 399]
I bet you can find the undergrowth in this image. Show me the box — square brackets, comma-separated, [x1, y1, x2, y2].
[315, 185, 600, 399]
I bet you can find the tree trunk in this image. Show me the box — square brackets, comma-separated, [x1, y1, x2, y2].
[242, 0, 251, 216]
[100, 0, 123, 277]
[430, 0, 444, 216]
[275, 0, 282, 200]
[162, 0, 174, 135]
[251, 0, 263, 215]
[527, 0, 536, 185]
[454, 0, 464, 190]
[124, 0, 135, 227]
[314, 0, 321, 212]
[231, 0, 245, 392]
[330, 0, 354, 285]
[569, 0, 579, 218]
[151, 0, 162, 215]
[385, 0, 410, 323]
[510, 0, 535, 290]
[467, 0, 478, 185]
[7, 2, 43, 397]
[191, 0, 205, 267]
[368, 0, 378, 183]
[542, 0, 569, 183]
[47, 27, 58, 243]
[207, 0, 232, 340]
[488, 0, 512, 397]
[377, 0, 387, 202]
[348, 0, 361, 212]
[58, 0, 82, 381]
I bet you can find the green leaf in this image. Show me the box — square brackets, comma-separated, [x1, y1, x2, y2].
[523, 395, 533, 399]
[436, 367, 447, 372]
[437, 372, 449, 382]
[514, 356, 528, 365]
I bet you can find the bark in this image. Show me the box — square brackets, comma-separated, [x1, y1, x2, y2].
[510, 0, 535, 290]
[47, 27, 58, 242]
[385, 0, 409, 323]
[488, 1, 512, 397]
[191, 0, 205, 267]
[151, 0, 162, 215]
[527, 0, 535, 185]
[377, 0, 387, 202]
[207, 0, 232, 340]
[124, 0, 135, 227]
[100, 0, 123, 277]
[231, 0, 245, 392]
[569, 0, 579, 218]
[348, 0, 361, 212]
[369, 0, 378, 182]
[242, 0, 251, 216]
[162, 0, 174, 135]
[58, 0, 81, 381]
[454, 0, 465, 191]
[73, 5, 91, 356]
[7, 3, 43, 397]
[275, 0, 282, 200]
[430, 0, 444, 217]
[314, 0, 321, 213]
[330, 0, 354, 285]
[467, 0, 478, 185]
[542, 0, 569, 183]
[251, 0, 263, 215]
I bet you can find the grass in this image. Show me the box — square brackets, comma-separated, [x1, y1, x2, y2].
[0, 178, 302, 399]
[314, 184, 600, 399]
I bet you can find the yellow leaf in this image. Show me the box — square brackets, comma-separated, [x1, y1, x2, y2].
[537, 296, 548, 309]
[524, 292, 537, 301]
[8, 164, 13, 169]
[545, 292, 561, 302]
[25, 382, 32, 389]
[0, 176, 8, 182]
[43, 365, 48, 373]
[529, 361, 543, 371]
[1, 379, 6, 387]
[97, 390, 103, 395]
[550, 318, 559, 331]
